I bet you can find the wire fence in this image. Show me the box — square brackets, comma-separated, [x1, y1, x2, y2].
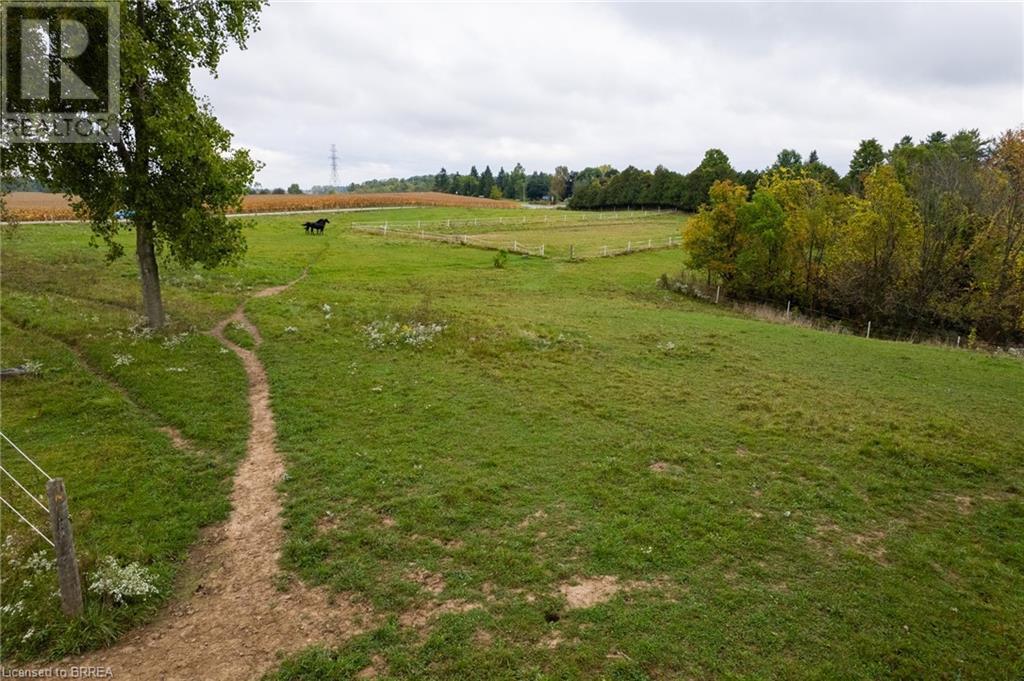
[0, 430, 55, 547]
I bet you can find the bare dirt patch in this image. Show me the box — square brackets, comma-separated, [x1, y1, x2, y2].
[398, 599, 479, 629]
[62, 277, 375, 680]
[316, 512, 340, 534]
[405, 568, 445, 595]
[517, 509, 547, 528]
[812, 521, 889, 565]
[954, 495, 973, 515]
[649, 461, 684, 475]
[559, 576, 628, 610]
[538, 629, 565, 649]
[157, 425, 195, 452]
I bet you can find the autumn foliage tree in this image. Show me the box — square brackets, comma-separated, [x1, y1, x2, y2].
[680, 127, 1024, 342]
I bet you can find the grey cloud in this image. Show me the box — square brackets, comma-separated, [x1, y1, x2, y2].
[193, 2, 1022, 188]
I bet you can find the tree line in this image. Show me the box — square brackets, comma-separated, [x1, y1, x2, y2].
[681, 128, 1023, 343]
[430, 164, 553, 201]
[391, 142, 875, 210]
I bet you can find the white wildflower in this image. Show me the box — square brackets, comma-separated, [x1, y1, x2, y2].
[161, 331, 190, 350]
[25, 550, 55, 574]
[284, 326, 299, 334]
[165, 367, 187, 373]
[21, 359, 44, 374]
[89, 556, 159, 605]
[364, 319, 446, 349]
[112, 353, 134, 368]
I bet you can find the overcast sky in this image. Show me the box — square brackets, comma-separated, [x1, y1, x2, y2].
[192, 1, 1024, 189]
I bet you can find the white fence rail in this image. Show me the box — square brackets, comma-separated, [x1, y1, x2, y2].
[352, 224, 547, 256]
[353, 222, 683, 260]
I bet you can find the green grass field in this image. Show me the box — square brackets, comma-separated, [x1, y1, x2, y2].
[2, 208, 1022, 678]
[351, 209, 686, 258]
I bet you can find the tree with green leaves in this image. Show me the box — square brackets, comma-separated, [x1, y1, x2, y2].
[831, 165, 921, 322]
[550, 165, 571, 202]
[681, 149, 736, 211]
[479, 166, 495, 198]
[773, 149, 803, 170]
[844, 138, 886, 195]
[2, 1, 264, 328]
[683, 180, 749, 283]
[508, 163, 526, 200]
[287, 183, 302, 195]
[433, 167, 450, 192]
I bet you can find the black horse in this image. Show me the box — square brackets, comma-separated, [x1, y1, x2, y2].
[302, 218, 329, 235]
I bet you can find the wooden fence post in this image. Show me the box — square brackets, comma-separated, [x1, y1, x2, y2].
[569, 244, 575, 260]
[715, 285, 721, 304]
[866, 321, 872, 339]
[46, 478, 83, 617]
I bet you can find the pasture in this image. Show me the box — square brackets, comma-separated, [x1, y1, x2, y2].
[352, 210, 685, 258]
[1, 208, 1022, 679]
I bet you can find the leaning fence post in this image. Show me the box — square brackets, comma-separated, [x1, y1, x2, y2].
[786, 300, 791, 319]
[715, 285, 721, 304]
[866, 321, 872, 339]
[46, 478, 83, 617]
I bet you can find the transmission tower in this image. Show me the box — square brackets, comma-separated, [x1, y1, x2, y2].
[329, 144, 339, 188]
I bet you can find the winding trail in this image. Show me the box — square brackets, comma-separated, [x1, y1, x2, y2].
[64, 274, 374, 680]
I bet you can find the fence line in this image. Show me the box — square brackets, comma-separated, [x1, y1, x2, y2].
[354, 223, 683, 261]
[572, 235, 682, 260]
[1, 464, 50, 513]
[352, 224, 547, 256]
[1, 430, 53, 480]
[0, 432, 83, 614]
[350, 208, 672, 234]
[0, 495, 54, 547]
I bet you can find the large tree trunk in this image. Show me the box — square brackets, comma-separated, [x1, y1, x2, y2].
[136, 221, 165, 328]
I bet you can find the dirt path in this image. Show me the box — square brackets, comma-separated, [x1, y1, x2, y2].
[63, 276, 374, 680]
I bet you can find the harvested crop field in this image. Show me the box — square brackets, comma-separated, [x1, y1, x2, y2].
[0, 191, 517, 222]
